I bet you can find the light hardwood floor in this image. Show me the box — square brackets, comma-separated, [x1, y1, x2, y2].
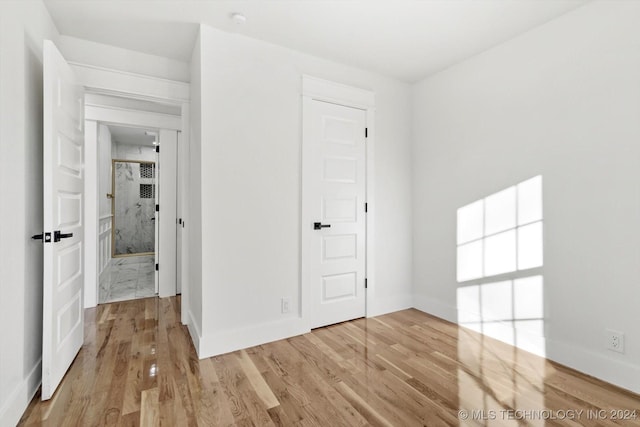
[19, 297, 640, 426]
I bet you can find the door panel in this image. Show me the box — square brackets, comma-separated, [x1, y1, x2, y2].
[308, 100, 366, 329]
[323, 234, 357, 261]
[42, 40, 85, 400]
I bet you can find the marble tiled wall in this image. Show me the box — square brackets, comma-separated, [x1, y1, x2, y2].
[115, 143, 155, 162]
[114, 161, 155, 255]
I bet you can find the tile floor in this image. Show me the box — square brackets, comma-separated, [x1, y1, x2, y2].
[99, 255, 156, 304]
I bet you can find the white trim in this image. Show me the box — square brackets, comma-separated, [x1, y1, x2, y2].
[0, 359, 41, 427]
[413, 298, 640, 395]
[198, 318, 309, 358]
[300, 96, 313, 329]
[187, 309, 201, 355]
[84, 120, 99, 309]
[301, 76, 375, 331]
[83, 91, 185, 308]
[83, 117, 181, 309]
[180, 103, 191, 325]
[84, 105, 182, 131]
[99, 213, 113, 220]
[413, 294, 458, 323]
[546, 338, 640, 395]
[302, 75, 375, 109]
[364, 108, 376, 317]
[70, 62, 189, 104]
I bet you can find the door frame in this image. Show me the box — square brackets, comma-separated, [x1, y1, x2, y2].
[85, 116, 180, 305]
[301, 75, 376, 330]
[78, 62, 190, 319]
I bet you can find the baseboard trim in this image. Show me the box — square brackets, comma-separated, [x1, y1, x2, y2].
[198, 317, 310, 359]
[186, 310, 201, 356]
[412, 295, 640, 395]
[546, 337, 640, 395]
[0, 358, 41, 427]
[413, 294, 457, 323]
[368, 293, 413, 317]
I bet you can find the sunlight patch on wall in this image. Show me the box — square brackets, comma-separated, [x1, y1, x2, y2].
[456, 176, 545, 357]
[457, 175, 543, 282]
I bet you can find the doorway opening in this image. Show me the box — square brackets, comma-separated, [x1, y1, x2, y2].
[99, 125, 159, 304]
[84, 92, 184, 309]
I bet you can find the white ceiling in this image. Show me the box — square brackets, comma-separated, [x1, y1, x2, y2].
[109, 125, 157, 147]
[44, 0, 588, 82]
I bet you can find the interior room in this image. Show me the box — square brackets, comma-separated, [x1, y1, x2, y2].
[1, 0, 639, 425]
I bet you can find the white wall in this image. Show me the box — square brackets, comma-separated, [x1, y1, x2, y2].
[57, 35, 190, 82]
[189, 25, 412, 357]
[98, 125, 113, 217]
[0, 2, 59, 425]
[412, 0, 640, 393]
[187, 31, 203, 346]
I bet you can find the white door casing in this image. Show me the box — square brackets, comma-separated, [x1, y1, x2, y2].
[76, 64, 189, 322]
[83, 103, 182, 307]
[304, 100, 367, 329]
[176, 131, 182, 294]
[42, 40, 85, 401]
[302, 76, 375, 330]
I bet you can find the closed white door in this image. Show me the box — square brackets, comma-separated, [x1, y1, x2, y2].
[306, 100, 367, 329]
[41, 40, 85, 400]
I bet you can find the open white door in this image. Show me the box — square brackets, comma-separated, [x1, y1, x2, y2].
[41, 40, 85, 401]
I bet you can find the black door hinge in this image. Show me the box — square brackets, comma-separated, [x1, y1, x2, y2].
[365, 203, 368, 213]
[155, 204, 159, 212]
[365, 128, 368, 138]
[365, 278, 368, 289]
[155, 145, 160, 153]
[155, 263, 159, 271]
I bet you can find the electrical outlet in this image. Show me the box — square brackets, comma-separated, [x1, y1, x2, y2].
[281, 297, 291, 314]
[606, 329, 625, 353]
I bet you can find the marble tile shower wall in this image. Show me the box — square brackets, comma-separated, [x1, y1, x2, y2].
[114, 161, 155, 255]
[115, 142, 155, 161]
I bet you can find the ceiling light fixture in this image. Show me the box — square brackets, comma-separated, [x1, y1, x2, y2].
[230, 13, 247, 25]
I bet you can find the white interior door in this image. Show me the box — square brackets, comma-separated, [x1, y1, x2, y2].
[307, 100, 367, 328]
[157, 129, 178, 297]
[154, 146, 160, 295]
[42, 40, 85, 400]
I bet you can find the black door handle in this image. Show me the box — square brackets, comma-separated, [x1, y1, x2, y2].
[54, 230, 73, 242]
[314, 222, 331, 230]
[32, 232, 52, 242]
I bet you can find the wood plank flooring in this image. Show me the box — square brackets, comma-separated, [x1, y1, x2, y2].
[18, 297, 640, 426]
